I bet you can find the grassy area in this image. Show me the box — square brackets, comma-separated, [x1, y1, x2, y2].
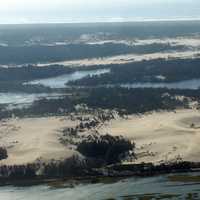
[168, 175, 200, 183]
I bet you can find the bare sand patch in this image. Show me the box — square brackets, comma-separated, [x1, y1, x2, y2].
[37, 50, 200, 67]
[98, 109, 200, 164]
[1, 109, 200, 166]
[0, 117, 79, 165]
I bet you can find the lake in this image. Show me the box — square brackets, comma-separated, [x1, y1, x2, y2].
[26, 69, 110, 88]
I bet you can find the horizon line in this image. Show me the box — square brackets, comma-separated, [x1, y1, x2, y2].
[0, 16, 200, 25]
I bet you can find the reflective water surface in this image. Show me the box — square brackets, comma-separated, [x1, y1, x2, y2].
[27, 69, 110, 88]
[0, 173, 200, 200]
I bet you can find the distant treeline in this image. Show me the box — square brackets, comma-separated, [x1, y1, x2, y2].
[69, 58, 200, 86]
[0, 65, 73, 82]
[0, 43, 185, 65]
[1, 21, 200, 46]
[0, 156, 87, 180]
[0, 159, 200, 183]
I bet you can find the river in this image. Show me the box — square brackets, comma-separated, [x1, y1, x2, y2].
[0, 172, 200, 200]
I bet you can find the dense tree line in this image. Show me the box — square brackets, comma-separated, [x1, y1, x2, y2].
[0, 164, 36, 179]
[0, 157, 199, 180]
[0, 155, 101, 179]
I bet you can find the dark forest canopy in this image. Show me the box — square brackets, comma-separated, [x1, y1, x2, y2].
[0, 65, 73, 82]
[0, 147, 8, 161]
[77, 134, 135, 164]
[1, 21, 200, 45]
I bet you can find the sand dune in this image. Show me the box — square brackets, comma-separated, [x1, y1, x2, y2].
[1, 109, 200, 165]
[98, 109, 200, 164]
[37, 50, 200, 67]
[0, 117, 78, 165]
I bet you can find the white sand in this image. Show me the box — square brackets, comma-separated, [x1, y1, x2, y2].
[0, 117, 78, 165]
[37, 50, 200, 67]
[1, 109, 200, 165]
[98, 109, 200, 164]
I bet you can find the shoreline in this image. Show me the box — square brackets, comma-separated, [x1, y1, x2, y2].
[0, 161, 200, 187]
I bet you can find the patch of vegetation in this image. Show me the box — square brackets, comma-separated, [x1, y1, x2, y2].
[122, 193, 181, 200]
[168, 175, 200, 183]
[0, 95, 75, 119]
[0, 147, 8, 161]
[77, 134, 135, 164]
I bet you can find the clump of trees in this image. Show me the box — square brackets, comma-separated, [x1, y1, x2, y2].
[0, 164, 36, 179]
[0, 147, 8, 160]
[77, 135, 135, 164]
[43, 155, 90, 177]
